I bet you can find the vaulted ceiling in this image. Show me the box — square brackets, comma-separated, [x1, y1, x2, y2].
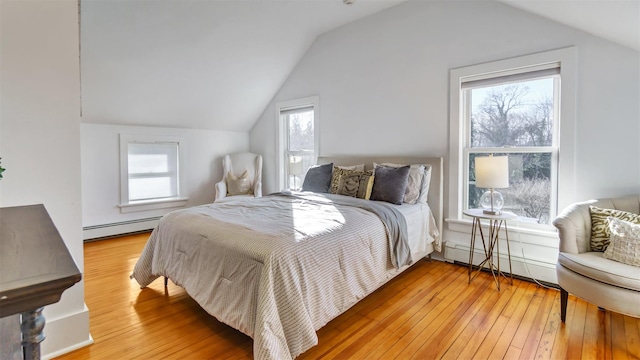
[500, 0, 639, 51]
[80, 0, 639, 132]
[80, 0, 406, 131]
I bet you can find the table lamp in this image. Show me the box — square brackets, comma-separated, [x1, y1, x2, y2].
[289, 156, 304, 190]
[475, 154, 509, 215]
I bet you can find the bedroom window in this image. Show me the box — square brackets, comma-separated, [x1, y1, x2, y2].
[276, 96, 319, 191]
[119, 134, 188, 213]
[449, 48, 576, 230]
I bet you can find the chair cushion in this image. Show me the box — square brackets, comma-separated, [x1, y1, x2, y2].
[558, 251, 640, 291]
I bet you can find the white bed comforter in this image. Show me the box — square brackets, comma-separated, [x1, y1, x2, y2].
[131, 192, 438, 359]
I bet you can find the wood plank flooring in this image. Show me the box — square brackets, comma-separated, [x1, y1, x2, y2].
[55, 232, 640, 359]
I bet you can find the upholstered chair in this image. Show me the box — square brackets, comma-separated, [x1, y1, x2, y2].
[553, 195, 640, 322]
[214, 152, 262, 202]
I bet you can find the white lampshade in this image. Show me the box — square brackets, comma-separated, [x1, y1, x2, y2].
[289, 156, 304, 176]
[475, 155, 509, 189]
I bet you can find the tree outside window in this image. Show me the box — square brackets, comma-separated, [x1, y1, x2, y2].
[466, 77, 558, 225]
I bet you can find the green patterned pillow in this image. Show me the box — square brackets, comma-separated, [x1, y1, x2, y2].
[330, 167, 374, 200]
[589, 206, 640, 251]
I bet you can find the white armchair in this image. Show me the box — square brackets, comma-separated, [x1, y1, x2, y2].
[214, 152, 263, 202]
[553, 195, 640, 322]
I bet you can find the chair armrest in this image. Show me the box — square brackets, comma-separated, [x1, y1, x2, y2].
[553, 200, 596, 254]
[254, 181, 262, 198]
[215, 181, 227, 202]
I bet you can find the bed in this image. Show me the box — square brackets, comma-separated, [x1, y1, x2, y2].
[131, 156, 443, 359]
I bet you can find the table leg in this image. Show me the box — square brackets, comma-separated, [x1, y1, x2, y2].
[468, 218, 478, 284]
[504, 222, 513, 285]
[20, 307, 45, 360]
[470, 218, 493, 285]
[485, 219, 498, 290]
[466, 214, 514, 291]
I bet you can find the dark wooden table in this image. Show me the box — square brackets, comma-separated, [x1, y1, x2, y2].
[0, 205, 82, 360]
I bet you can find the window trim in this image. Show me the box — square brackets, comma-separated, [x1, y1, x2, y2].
[276, 96, 320, 191]
[448, 47, 576, 230]
[119, 133, 188, 213]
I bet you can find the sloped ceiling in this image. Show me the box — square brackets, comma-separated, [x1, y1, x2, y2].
[499, 0, 639, 51]
[81, 0, 639, 132]
[80, 0, 405, 131]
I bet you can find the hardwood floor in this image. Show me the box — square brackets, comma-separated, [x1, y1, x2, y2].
[55, 232, 640, 360]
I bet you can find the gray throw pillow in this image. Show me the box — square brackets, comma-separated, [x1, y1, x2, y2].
[301, 163, 333, 193]
[370, 165, 410, 205]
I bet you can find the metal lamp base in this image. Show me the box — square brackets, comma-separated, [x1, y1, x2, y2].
[482, 209, 502, 215]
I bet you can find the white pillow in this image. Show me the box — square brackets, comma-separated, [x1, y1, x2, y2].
[603, 217, 640, 267]
[375, 162, 424, 204]
[227, 170, 252, 195]
[416, 164, 432, 204]
[335, 164, 365, 171]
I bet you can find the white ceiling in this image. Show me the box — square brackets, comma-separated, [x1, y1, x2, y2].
[80, 0, 639, 132]
[499, 0, 639, 51]
[80, 0, 406, 131]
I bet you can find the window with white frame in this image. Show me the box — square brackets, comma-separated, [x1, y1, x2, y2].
[276, 96, 319, 191]
[449, 48, 576, 230]
[119, 134, 188, 213]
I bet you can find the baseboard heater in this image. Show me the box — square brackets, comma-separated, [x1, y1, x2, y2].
[452, 260, 559, 289]
[83, 217, 161, 241]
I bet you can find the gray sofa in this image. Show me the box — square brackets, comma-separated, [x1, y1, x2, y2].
[553, 195, 640, 321]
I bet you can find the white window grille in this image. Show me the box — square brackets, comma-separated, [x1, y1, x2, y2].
[449, 48, 576, 230]
[276, 96, 319, 191]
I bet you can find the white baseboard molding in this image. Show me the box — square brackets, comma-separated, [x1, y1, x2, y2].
[83, 217, 160, 240]
[41, 305, 93, 360]
[444, 241, 558, 285]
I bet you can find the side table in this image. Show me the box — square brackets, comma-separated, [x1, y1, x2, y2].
[463, 208, 517, 291]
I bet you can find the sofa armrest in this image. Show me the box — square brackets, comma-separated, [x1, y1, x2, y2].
[553, 200, 596, 254]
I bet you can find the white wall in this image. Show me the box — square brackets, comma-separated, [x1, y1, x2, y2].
[81, 124, 249, 233]
[0, 0, 91, 357]
[250, 1, 640, 282]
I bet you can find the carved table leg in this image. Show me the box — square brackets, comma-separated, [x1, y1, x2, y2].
[20, 307, 45, 360]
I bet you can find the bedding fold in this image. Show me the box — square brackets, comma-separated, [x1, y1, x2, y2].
[272, 191, 411, 268]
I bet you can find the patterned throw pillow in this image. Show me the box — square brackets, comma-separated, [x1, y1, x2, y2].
[603, 217, 640, 267]
[335, 164, 365, 171]
[227, 170, 252, 196]
[330, 167, 374, 199]
[589, 206, 640, 251]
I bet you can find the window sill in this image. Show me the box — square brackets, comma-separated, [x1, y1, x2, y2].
[119, 197, 188, 213]
[445, 217, 558, 247]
